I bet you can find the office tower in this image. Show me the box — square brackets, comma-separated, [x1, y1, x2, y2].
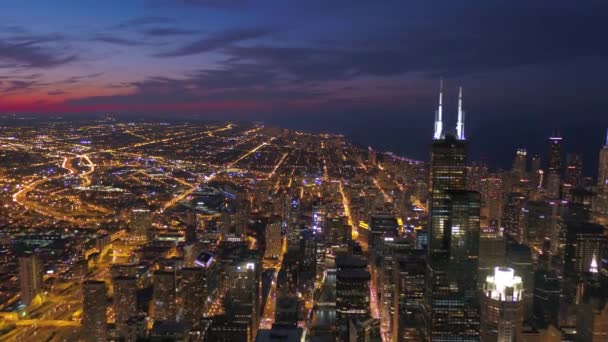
[349, 317, 381, 342]
[423, 189, 481, 341]
[82, 280, 108, 340]
[565, 154, 583, 189]
[113, 276, 138, 338]
[184, 210, 198, 244]
[257, 326, 305, 342]
[130, 207, 152, 243]
[369, 213, 399, 259]
[593, 130, 608, 225]
[275, 296, 299, 327]
[379, 238, 413, 338]
[533, 269, 561, 328]
[576, 256, 608, 342]
[502, 193, 527, 243]
[335, 255, 370, 342]
[265, 221, 282, 260]
[548, 133, 562, 174]
[312, 200, 326, 233]
[506, 239, 535, 318]
[18, 253, 42, 305]
[569, 188, 594, 223]
[481, 267, 524, 342]
[393, 251, 426, 341]
[445, 190, 480, 266]
[205, 315, 250, 342]
[286, 196, 301, 252]
[182, 267, 205, 329]
[153, 270, 178, 321]
[531, 155, 542, 189]
[513, 148, 528, 178]
[429, 134, 467, 255]
[564, 221, 607, 277]
[479, 226, 506, 285]
[520, 201, 554, 247]
[546, 134, 562, 199]
[480, 175, 503, 226]
[225, 259, 261, 342]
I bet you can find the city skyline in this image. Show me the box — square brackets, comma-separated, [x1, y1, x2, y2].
[1, 1, 608, 168]
[2, 2, 608, 342]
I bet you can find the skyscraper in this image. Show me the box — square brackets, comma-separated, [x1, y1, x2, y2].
[265, 221, 282, 260]
[593, 129, 608, 225]
[113, 276, 138, 338]
[182, 267, 206, 329]
[425, 107, 479, 340]
[429, 134, 467, 255]
[546, 134, 563, 198]
[82, 280, 108, 340]
[18, 253, 42, 305]
[481, 267, 524, 342]
[335, 255, 370, 342]
[130, 207, 152, 243]
[153, 269, 178, 321]
[513, 148, 527, 179]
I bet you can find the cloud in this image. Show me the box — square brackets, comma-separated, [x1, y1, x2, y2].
[3, 80, 38, 92]
[92, 35, 149, 46]
[115, 16, 176, 29]
[156, 27, 274, 57]
[0, 33, 76, 68]
[47, 90, 67, 96]
[141, 27, 198, 37]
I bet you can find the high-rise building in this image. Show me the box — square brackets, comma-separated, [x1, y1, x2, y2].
[225, 259, 261, 341]
[479, 226, 506, 285]
[182, 267, 206, 329]
[564, 221, 606, 277]
[533, 269, 561, 328]
[130, 207, 152, 243]
[445, 190, 480, 266]
[335, 255, 370, 342]
[513, 148, 528, 179]
[429, 134, 467, 255]
[265, 221, 282, 260]
[593, 130, 608, 225]
[502, 193, 527, 243]
[423, 189, 481, 341]
[18, 253, 42, 305]
[481, 267, 524, 342]
[393, 251, 426, 341]
[82, 280, 108, 340]
[565, 153, 583, 189]
[531, 155, 543, 189]
[153, 270, 178, 321]
[113, 276, 138, 338]
[546, 134, 563, 199]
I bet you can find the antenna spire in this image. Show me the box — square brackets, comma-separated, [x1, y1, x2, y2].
[457, 86, 465, 140]
[433, 79, 444, 140]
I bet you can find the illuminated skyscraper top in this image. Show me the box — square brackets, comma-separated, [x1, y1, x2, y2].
[456, 86, 465, 140]
[433, 79, 444, 140]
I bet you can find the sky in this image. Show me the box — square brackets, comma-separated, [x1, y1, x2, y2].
[1, 0, 607, 169]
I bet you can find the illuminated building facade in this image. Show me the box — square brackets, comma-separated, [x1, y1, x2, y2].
[18, 253, 42, 305]
[593, 130, 608, 225]
[153, 270, 178, 321]
[481, 267, 524, 342]
[113, 276, 138, 338]
[82, 280, 108, 341]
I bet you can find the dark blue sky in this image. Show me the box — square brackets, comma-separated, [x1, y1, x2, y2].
[1, 1, 607, 170]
